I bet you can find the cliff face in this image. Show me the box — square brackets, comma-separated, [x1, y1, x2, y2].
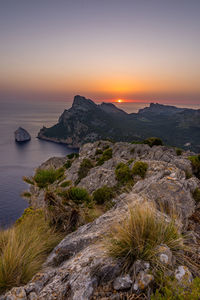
[38, 95, 200, 152]
[3, 141, 200, 300]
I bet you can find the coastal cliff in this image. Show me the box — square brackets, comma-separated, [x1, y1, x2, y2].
[1, 141, 200, 299]
[38, 95, 200, 152]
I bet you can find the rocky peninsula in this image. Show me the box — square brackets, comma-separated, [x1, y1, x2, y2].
[1, 140, 200, 299]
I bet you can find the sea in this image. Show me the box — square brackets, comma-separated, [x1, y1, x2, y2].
[0, 99, 199, 228]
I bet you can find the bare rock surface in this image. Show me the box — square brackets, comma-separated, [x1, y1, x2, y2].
[14, 127, 31, 142]
[2, 141, 200, 299]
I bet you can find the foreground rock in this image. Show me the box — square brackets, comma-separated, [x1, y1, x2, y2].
[14, 127, 31, 142]
[2, 141, 200, 299]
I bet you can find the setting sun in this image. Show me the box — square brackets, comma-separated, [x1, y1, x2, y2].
[117, 99, 123, 103]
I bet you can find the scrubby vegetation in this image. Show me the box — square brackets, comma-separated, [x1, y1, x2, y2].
[67, 152, 79, 159]
[131, 137, 163, 147]
[132, 161, 148, 178]
[24, 167, 65, 189]
[193, 188, 200, 203]
[115, 163, 132, 184]
[77, 158, 93, 183]
[188, 155, 200, 179]
[60, 180, 71, 188]
[67, 186, 91, 204]
[176, 148, 183, 156]
[96, 148, 113, 166]
[105, 202, 184, 270]
[92, 185, 114, 205]
[95, 148, 103, 155]
[0, 208, 62, 293]
[152, 277, 200, 300]
[64, 159, 72, 169]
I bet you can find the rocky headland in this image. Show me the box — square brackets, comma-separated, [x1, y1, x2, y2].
[1, 140, 200, 299]
[37, 95, 200, 152]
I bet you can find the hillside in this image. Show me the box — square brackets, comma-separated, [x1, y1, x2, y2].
[1, 141, 200, 299]
[38, 95, 200, 152]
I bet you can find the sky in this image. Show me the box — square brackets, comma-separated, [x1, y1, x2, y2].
[0, 0, 200, 104]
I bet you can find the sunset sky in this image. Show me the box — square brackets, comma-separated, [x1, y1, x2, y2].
[0, 0, 200, 104]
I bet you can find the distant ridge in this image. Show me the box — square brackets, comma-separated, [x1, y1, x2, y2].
[38, 95, 200, 152]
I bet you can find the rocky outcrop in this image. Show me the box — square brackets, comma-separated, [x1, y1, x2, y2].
[37, 95, 200, 152]
[2, 142, 200, 299]
[14, 127, 31, 142]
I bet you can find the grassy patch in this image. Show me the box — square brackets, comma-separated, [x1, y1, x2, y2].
[67, 152, 79, 159]
[95, 148, 103, 155]
[67, 187, 91, 205]
[115, 163, 132, 185]
[60, 180, 71, 188]
[105, 202, 183, 270]
[143, 137, 163, 147]
[93, 186, 114, 205]
[188, 155, 200, 179]
[175, 148, 183, 156]
[64, 160, 72, 169]
[0, 208, 61, 293]
[132, 161, 148, 178]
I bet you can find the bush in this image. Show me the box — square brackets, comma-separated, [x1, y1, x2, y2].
[152, 277, 200, 300]
[132, 161, 148, 178]
[67, 152, 79, 159]
[0, 208, 61, 293]
[115, 163, 132, 184]
[93, 186, 114, 205]
[64, 160, 72, 169]
[143, 137, 163, 147]
[105, 202, 184, 270]
[33, 167, 65, 188]
[176, 148, 183, 156]
[95, 148, 103, 155]
[188, 155, 200, 179]
[193, 188, 200, 203]
[96, 148, 113, 166]
[21, 191, 31, 199]
[77, 159, 93, 182]
[68, 187, 90, 204]
[60, 180, 71, 188]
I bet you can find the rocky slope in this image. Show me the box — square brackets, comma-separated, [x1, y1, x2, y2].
[2, 141, 200, 300]
[38, 95, 200, 152]
[15, 127, 31, 142]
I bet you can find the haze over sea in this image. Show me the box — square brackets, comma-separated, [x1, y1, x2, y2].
[0, 99, 199, 227]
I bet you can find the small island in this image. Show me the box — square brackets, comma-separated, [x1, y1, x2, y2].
[14, 127, 31, 143]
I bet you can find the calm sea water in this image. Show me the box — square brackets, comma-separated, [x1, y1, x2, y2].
[0, 99, 199, 227]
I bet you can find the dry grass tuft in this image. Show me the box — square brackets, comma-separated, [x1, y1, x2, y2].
[105, 201, 184, 270]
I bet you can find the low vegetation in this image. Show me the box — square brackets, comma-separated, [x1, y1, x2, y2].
[92, 185, 114, 205]
[64, 159, 72, 169]
[67, 152, 79, 159]
[0, 208, 62, 293]
[24, 167, 65, 189]
[105, 202, 184, 270]
[95, 148, 103, 155]
[96, 148, 113, 166]
[67, 186, 91, 205]
[77, 158, 93, 183]
[175, 148, 183, 156]
[193, 188, 200, 203]
[132, 161, 148, 178]
[152, 277, 200, 300]
[132, 137, 163, 147]
[60, 180, 71, 188]
[188, 155, 200, 179]
[115, 162, 132, 184]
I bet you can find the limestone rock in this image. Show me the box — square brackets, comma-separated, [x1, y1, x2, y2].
[14, 127, 31, 142]
[155, 244, 173, 266]
[113, 275, 132, 291]
[133, 271, 154, 291]
[175, 266, 193, 284]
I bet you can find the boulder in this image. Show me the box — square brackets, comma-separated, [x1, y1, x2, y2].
[14, 127, 31, 142]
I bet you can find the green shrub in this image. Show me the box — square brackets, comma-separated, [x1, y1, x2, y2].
[95, 148, 103, 155]
[60, 180, 71, 188]
[132, 161, 148, 178]
[193, 188, 200, 203]
[93, 186, 114, 205]
[152, 277, 200, 300]
[68, 187, 90, 204]
[21, 191, 31, 199]
[185, 170, 192, 179]
[77, 159, 93, 181]
[67, 152, 79, 159]
[143, 137, 163, 147]
[105, 202, 184, 270]
[23, 176, 34, 185]
[33, 167, 65, 188]
[64, 160, 72, 169]
[0, 208, 61, 293]
[176, 148, 183, 156]
[130, 147, 135, 154]
[127, 158, 135, 165]
[96, 148, 113, 166]
[115, 163, 132, 184]
[188, 155, 200, 179]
